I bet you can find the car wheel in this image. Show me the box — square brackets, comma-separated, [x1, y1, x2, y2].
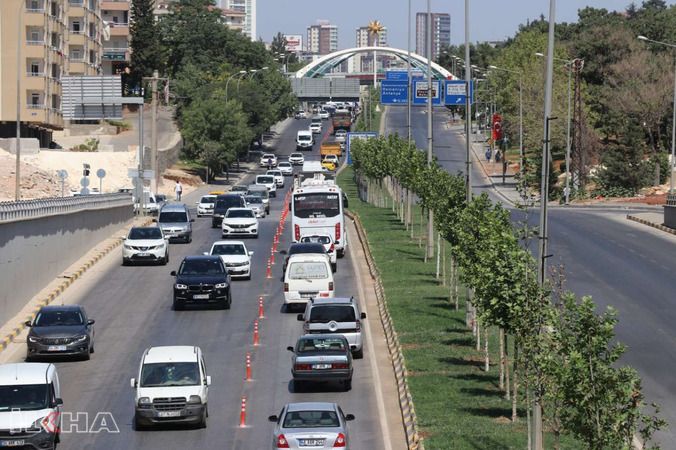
[226, 295, 232, 310]
[343, 378, 352, 391]
[211, 221, 217, 228]
[197, 409, 207, 429]
[82, 350, 91, 361]
[293, 379, 304, 392]
[172, 299, 183, 311]
[122, 259, 129, 266]
[187, 235, 192, 244]
[331, 262, 337, 273]
[353, 348, 364, 359]
[134, 414, 147, 431]
[337, 248, 345, 258]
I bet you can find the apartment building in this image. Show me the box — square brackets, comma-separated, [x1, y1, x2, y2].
[101, 0, 130, 75]
[220, 0, 256, 40]
[415, 12, 451, 60]
[0, 0, 103, 144]
[307, 20, 338, 55]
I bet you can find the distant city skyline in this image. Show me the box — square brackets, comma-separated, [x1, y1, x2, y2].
[257, 0, 676, 51]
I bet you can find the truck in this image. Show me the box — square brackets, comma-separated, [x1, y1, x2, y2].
[331, 109, 352, 133]
[320, 141, 342, 158]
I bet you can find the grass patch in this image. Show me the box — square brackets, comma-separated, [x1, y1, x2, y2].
[338, 166, 579, 449]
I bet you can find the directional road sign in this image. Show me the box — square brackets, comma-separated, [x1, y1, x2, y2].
[380, 80, 409, 105]
[413, 80, 442, 106]
[444, 80, 475, 105]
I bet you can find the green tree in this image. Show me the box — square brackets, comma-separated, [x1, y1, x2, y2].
[129, 0, 163, 89]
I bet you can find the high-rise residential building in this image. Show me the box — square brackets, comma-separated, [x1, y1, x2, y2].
[101, 0, 130, 75]
[220, 0, 256, 40]
[355, 26, 387, 48]
[415, 12, 450, 60]
[355, 25, 388, 73]
[306, 20, 338, 55]
[0, 0, 103, 144]
[220, 8, 246, 33]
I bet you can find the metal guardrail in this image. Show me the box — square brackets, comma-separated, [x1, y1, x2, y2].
[667, 193, 676, 206]
[0, 193, 133, 224]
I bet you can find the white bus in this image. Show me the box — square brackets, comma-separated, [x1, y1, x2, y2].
[291, 175, 348, 257]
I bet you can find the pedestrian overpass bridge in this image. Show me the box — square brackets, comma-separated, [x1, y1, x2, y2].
[290, 46, 455, 102]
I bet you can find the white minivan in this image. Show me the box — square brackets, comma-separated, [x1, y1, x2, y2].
[296, 130, 314, 151]
[131, 346, 211, 430]
[283, 254, 334, 307]
[0, 363, 62, 449]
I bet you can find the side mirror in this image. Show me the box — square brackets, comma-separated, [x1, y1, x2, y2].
[286, 346, 295, 352]
[297, 314, 304, 321]
[152, 218, 157, 223]
[288, 202, 292, 210]
[203, 252, 209, 256]
[54, 398, 64, 407]
[345, 414, 355, 421]
[268, 415, 278, 422]
[205, 376, 212, 386]
[360, 312, 366, 320]
[24, 320, 32, 327]
[130, 378, 137, 388]
[280, 250, 287, 255]
[249, 251, 254, 256]
[190, 218, 195, 222]
[87, 319, 96, 325]
[170, 271, 177, 276]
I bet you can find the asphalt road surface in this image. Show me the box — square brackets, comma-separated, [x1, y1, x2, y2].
[387, 105, 676, 445]
[38, 119, 386, 450]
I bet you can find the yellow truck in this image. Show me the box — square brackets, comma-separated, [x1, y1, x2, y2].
[320, 141, 342, 158]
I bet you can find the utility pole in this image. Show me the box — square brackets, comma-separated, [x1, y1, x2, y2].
[15, 4, 22, 201]
[426, 0, 434, 260]
[464, 0, 472, 204]
[535, 1, 557, 449]
[406, 0, 413, 229]
[150, 70, 159, 193]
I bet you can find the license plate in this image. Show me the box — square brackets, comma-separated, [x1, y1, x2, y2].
[299, 439, 325, 447]
[157, 411, 181, 418]
[313, 364, 332, 370]
[1, 440, 26, 447]
[193, 294, 210, 300]
[48, 345, 67, 351]
[137, 252, 150, 257]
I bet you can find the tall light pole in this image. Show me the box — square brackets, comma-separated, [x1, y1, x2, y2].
[464, 0, 472, 204]
[489, 65, 523, 182]
[425, 0, 435, 260]
[226, 70, 247, 103]
[407, 0, 412, 146]
[535, 2, 557, 449]
[638, 35, 676, 194]
[15, 2, 23, 201]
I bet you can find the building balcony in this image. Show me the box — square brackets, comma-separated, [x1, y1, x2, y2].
[109, 23, 129, 36]
[101, 0, 129, 11]
[24, 73, 47, 90]
[24, 42, 46, 58]
[24, 12, 46, 26]
[68, 31, 85, 45]
[69, 61, 86, 74]
[102, 47, 129, 61]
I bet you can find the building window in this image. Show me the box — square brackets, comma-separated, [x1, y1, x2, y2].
[70, 48, 81, 60]
[30, 30, 41, 42]
[72, 20, 80, 33]
[30, 62, 40, 75]
[31, 93, 41, 106]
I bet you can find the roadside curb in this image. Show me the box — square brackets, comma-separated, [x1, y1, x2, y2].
[0, 217, 152, 354]
[627, 214, 676, 236]
[345, 209, 424, 450]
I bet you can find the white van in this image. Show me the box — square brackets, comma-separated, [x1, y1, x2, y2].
[131, 346, 211, 429]
[296, 130, 314, 151]
[283, 254, 334, 307]
[0, 363, 62, 449]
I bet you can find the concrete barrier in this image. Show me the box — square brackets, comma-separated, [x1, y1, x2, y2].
[0, 195, 133, 325]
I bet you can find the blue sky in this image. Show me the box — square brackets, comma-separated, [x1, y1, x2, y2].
[258, 0, 675, 49]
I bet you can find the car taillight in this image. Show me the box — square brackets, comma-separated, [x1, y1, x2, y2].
[329, 282, 334, 291]
[276, 434, 290, 448]
[335, 223, 341, 242]
[332, 362, 349, 369]
[333, 432, 346, 447]
[295, 224, 300, 241]
[356, 320, 361, 331]
[295, 363, 312, 371]
[329, 243, 335, 253]
[284, 283, 289, 292]
[303, 321, 309, 333]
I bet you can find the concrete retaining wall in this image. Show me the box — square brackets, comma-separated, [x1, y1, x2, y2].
[0, 204, 132, 325]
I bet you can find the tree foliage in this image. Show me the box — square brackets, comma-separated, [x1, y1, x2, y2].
[129, 0, 163, 89]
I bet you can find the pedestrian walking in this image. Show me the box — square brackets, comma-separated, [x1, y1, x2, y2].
[174, 181, 183, 201]
[485, 148, 492, 162]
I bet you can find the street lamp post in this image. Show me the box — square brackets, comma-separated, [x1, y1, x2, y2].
[489, 65, 524, 182]
[425, 0, 434, 260]
[465, 0, 472, 204]
[638, 35, 676, 194]
[226, 70, 247, 103]
[15, 2, 23, 201]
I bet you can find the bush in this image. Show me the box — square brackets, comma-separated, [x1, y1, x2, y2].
[105, 119, 131, 131]
[69, 138, 99, 152]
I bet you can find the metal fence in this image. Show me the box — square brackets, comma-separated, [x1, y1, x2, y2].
[0, 193, 133, 224]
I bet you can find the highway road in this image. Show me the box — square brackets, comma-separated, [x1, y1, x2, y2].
[2, 119, 387, 449]
[386, 105, 676, 444]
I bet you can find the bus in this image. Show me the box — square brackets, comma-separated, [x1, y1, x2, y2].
[291, 175, 348, 257]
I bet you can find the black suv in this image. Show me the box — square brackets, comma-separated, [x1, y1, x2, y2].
[171, 256, 232, 310]
[212, 194, 246, 228]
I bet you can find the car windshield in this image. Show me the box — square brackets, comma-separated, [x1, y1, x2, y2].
[245, 196, 262, 205]
[288, 262, 328, 280]
[226, 209, 254, 218]
[298, 337, 348, 352]
[200, 196, 215, 204]
[215, 197, 243, 210]
[0, 385, 49, 411]
[298, 135, 312, 141]
[300, 235, 331, 245]
[309, 305, 356, 323]
[263, 154, 275, 159]
[279, 163, 291, 167]
[159, 211, 187, 222]
[129, 228, 162, 240]
[212, 244, 246, 256]
[34, 309, 84, 326]
[291, 154, 303, 158]
[293, 193, 340, 219]
[140, 362, 199, 387]
[283, 410, 340, 428]
[179, 259, 224, 275]
[257, 176, 274, 184]
[289, 244, 325, 255]
[267, 171, 281, 176]
[232, 186, 247, 192]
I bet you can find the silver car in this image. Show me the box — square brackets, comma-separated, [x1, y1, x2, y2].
[245, 195, 266, 218]
[268, 402, 355, 450]
[298, 298, 365, 359]
[287, 334, 353, 391]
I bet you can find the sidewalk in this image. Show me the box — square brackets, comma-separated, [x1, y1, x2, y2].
[627, 211, 676, 236]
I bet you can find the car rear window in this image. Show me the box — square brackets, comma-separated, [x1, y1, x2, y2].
[288, 262, 328, 279]
[283, 410, 340, 428]
[300, 235, 331, 245]
[309, 305, 356, 323]
[257, 176, 274, 184]
[298, 337, 348, 352]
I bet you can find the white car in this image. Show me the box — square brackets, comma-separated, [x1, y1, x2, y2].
[221, 208, 259, 238]
[123, 226, 169, 265]
[260, 153, 278, 168]
[244, 195, 266, 218]
[283, 254, 334, 306]
[207, 240, 253, 279]
[309, 123, 322, 134]
[300, 233, 337, 272]
[334, 129, 347, 143]
[131, 346, 210, 429]
[289, 153, 305, 165]
[256, 174, 277, 197]
[318, 110, 330, 120]
[322, 154, 339, 166]
[266, 169, 284, 187]
[278, 161, 293, 176]
[196, 194, 216, 217]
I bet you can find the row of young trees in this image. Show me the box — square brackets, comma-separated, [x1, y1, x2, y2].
[129, 0, 297, 178]
[351, 134, 664, 449]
